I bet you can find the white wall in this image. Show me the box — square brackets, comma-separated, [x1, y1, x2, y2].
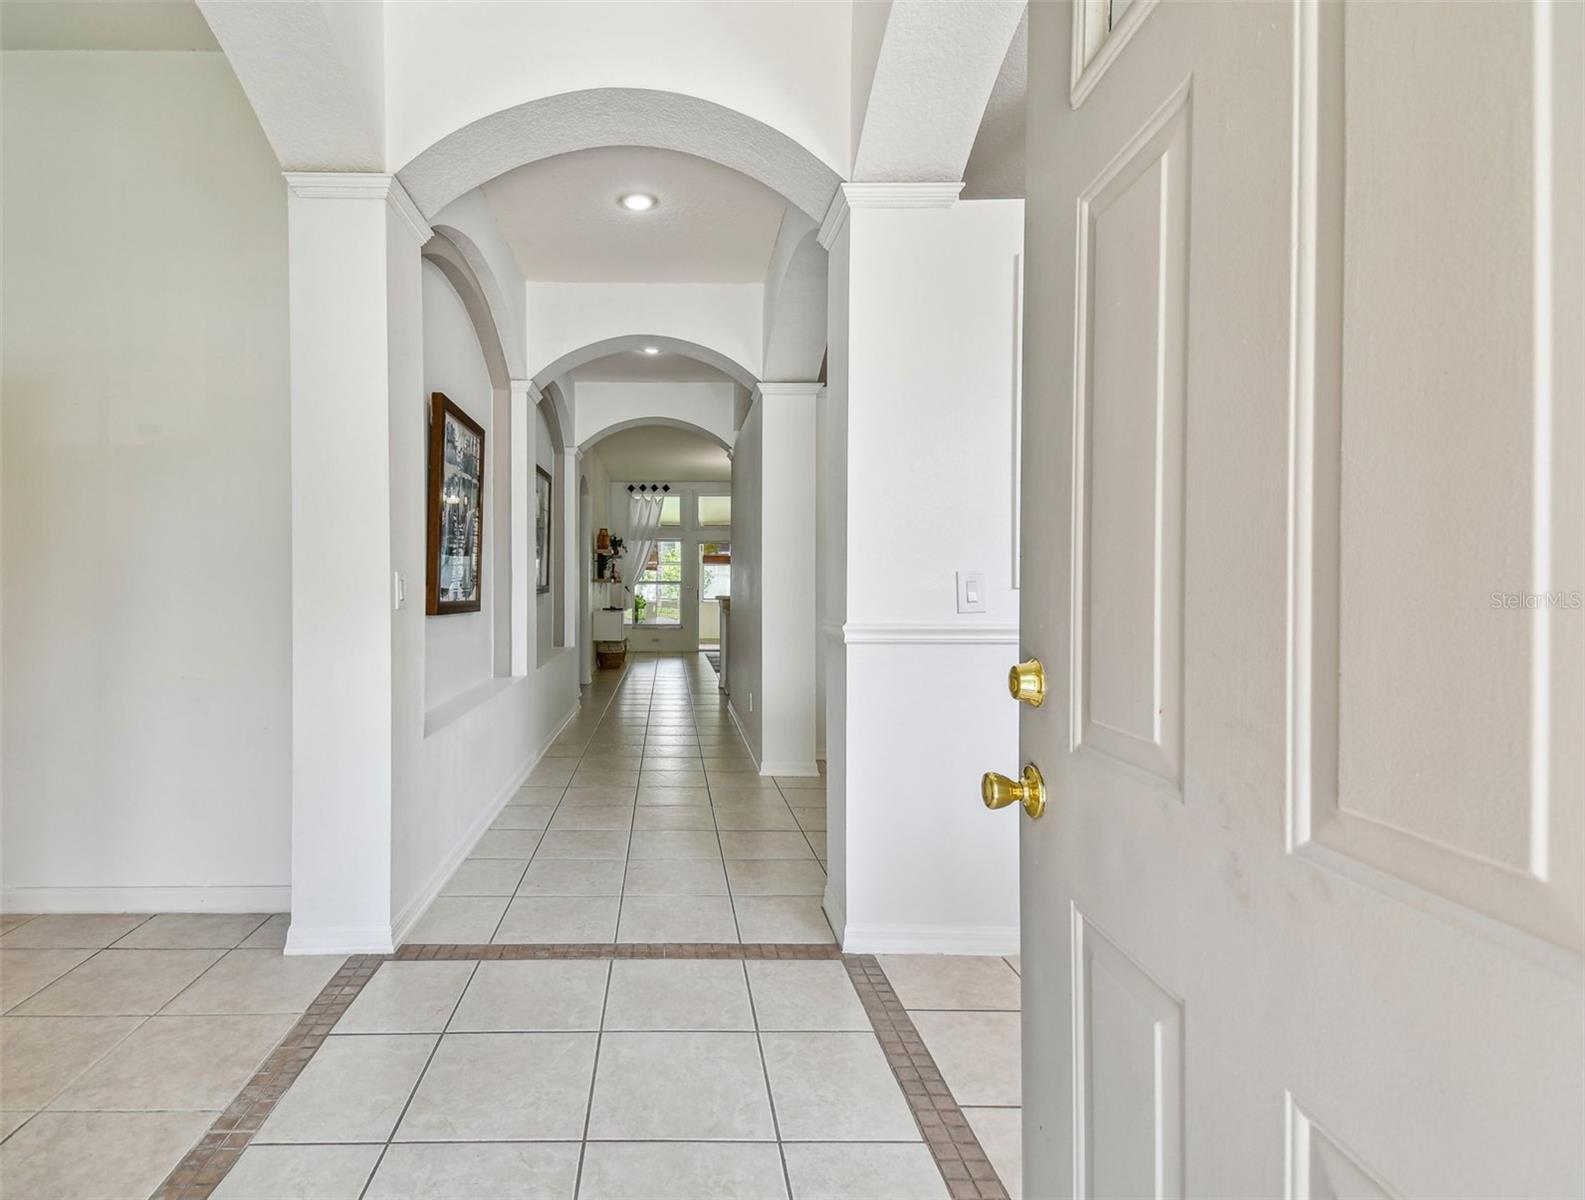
[389, 256, 582, 949]
[526, 283, 763, 381]
[1, 51, 291, 911]
[573, 381, 737, 450]
[422, 260, 497, 708]
[826, 195, 1024, 953]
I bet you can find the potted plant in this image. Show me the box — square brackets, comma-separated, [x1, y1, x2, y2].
[633, 592, 647, 625]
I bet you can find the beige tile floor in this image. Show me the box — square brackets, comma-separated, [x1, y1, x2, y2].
[407, 653, 833, 946]
[0, 911, 338, 1199]
[208, 956, 950, 1199]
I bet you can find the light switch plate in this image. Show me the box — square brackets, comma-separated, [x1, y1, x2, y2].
[956, 570, 987, 614]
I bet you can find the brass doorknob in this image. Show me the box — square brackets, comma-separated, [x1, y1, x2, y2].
[1007, 659, 1046, 707]
[981, 763, 1047, 819]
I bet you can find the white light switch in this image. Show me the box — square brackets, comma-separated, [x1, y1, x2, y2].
[956, 570, 987, 614]
[393, 571, 407, 610]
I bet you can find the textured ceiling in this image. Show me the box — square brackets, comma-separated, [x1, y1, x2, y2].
[589, 425, 732, 482]
[480, 145, 787, 283]
[1, 0, 219, 50]
[962, 9, 1027, 200]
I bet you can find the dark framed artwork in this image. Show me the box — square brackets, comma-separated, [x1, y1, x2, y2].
[426, 392, 485, 615]
[535, 466, 553, 594]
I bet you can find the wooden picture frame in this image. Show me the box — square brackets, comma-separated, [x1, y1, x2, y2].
[426, 392, 486, 615]
[535, 465, 553, 594]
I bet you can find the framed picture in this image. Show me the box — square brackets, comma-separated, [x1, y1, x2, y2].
[535, 466, 553, 594]
[425, 392, 485, 615]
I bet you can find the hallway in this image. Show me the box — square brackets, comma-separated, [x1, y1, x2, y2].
[0, 656, 1022, 1199]
[407, 655, 832, 947]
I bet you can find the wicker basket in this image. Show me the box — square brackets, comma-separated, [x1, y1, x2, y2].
[596, 640, 628, 669]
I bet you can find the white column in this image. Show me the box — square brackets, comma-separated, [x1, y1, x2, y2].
[509, 380, 539, 676]
[757, 382, 820, 775]
[282, 173, 430, 954]
[820, 183, 1024, 953]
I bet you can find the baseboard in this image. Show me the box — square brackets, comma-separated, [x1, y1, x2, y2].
[840, 922, 1020, 956]
[389, 698, 582, 948]
[760, 760, 820, 777]
[284, 923, 394, 956]
[726, 700, 762, 769]
[2, 885, 290, 914]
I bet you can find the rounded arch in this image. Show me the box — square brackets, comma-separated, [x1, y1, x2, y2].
[579, 416, 733, 455]
[534, 335, 758, 394]
[427, 223, 526, 380]
[397, 88, 842, 224]
[421, 232, 512, 391]
[762, 226, 828, 383]
[540, 380, 571, 454]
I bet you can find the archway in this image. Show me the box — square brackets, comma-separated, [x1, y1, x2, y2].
[399, 88, 842, 224]
[534, 334, 758, 397]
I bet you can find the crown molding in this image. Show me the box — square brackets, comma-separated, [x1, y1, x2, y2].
[818, 181, 965, 249]
[283, 172, 432, 246]
[754, 380, 822, 402]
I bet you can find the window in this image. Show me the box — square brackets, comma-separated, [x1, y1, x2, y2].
[697, 495, 731, 526]
[658, 495, 682, 527]
[700, 542, 731, 600]
[633, 539, 683, 625]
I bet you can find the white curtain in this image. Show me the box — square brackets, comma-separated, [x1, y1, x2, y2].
[623, 492, 665, 617]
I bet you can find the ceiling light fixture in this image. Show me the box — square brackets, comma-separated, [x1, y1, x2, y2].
[641, 346, 660, 355]
[619, 192, 658, 212]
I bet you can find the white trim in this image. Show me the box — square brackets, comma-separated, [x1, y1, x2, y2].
[754, 381, 822, 400]
[761, 761, 821, 778]
[820, 619, 846, 643]
[1070, 0, 1162, 110]
[841, 922, 1020, 956]
[817, 187, 849, 249]
[727, 700, 761, 769]
[817, 181, 964, 249]
[389, 700, 582, 950]
[842, 622, 1019, 645]
[285, 924, 394, 956]
[2, 885, 290, 915]
[843, 181, 963, 208]
[283, 172, 432, 245]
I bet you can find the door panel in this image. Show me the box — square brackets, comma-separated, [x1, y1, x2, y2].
[1021, 2, 1582, 1196]
[1072, 88, 1189, 791]
[1073, 909, 1184, 1198]
[1291, 0, 1582, 952]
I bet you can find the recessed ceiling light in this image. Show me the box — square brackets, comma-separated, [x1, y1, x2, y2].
[641, 346, 660, 355]
[619, 192, 658, 212]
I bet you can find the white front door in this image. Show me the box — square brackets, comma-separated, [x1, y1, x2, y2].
[1016, 1, 1582, 1195]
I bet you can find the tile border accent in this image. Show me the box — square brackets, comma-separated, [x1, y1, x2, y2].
[151, 945, 1009, 1200]
[394, 941, 842, 960]
[152, 954, 384, 1200]
[845, 955, 1011, 1200]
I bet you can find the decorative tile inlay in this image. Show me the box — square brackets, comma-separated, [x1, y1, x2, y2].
[149, 946, 1009, 1200]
